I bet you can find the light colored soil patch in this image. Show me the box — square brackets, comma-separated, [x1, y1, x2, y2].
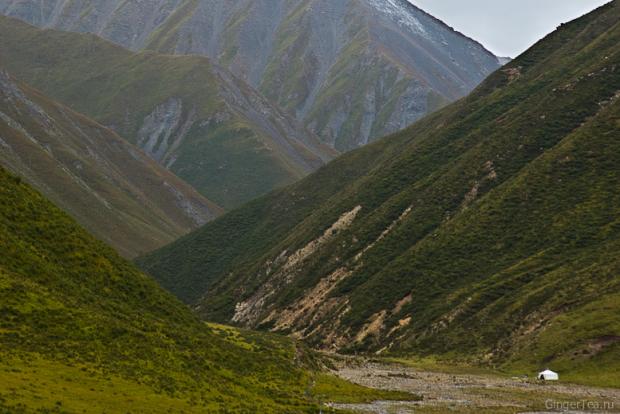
[392, 294, 413, 315]
[268, 267, 352, 333]
[283, 205, 362, 271]
[232, 206, 362, 325]
[355, 311, 388, 343]
[355, 206, 412, 262]
[327, 400, 419, 413]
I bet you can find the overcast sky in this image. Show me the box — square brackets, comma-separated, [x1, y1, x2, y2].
[408, 0, 612, 57]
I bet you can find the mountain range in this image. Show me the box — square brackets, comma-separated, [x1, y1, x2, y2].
[0, 70, 220, 257]
[0, 15, 335, 208]
[0, 0, 502, 151]
[139, 1, 620, 386]
[1, 0, 618, 410]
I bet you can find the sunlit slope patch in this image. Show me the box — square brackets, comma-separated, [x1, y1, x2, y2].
[0, 166, 354, 412]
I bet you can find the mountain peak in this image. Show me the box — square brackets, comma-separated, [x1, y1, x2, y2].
[0, 0, 501, 151]
[366, 0, 431, 37]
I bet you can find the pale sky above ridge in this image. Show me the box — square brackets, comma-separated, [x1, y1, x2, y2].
[408, 0, 612, 57]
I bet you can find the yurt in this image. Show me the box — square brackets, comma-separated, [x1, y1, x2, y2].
[538, 369, 559, 381]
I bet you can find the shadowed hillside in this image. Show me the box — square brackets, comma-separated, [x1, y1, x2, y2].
[0, 70, 220, 257]
[0, 15, 336, 209]
[140, 1, 620, 386]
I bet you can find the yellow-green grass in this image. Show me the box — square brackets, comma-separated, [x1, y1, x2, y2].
[0, 352, 419, 413]
[0, 354, 213, 413]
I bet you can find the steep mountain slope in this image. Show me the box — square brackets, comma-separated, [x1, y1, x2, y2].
[0, 16, 335, 208]
[0, 0, 501, 151]
[0, 70, 220, 258]
[139, 2, 620, 385]
[0, 165, 412, 412]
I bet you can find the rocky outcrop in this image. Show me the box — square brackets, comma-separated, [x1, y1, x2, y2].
[137, 98, 187, 162]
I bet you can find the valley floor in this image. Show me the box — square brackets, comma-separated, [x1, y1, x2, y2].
[327, 358, 619, 413]
[2, 352, 618, 413]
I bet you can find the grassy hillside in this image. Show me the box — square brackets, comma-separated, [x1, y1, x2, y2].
[139, 1, 620, 386]
[0, 15, 335, 209]
[0, 70, 220, 258]
[0, 165, 413, 412]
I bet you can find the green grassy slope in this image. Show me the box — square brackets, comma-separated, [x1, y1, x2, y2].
[0, 15, 335, 209]
[0, 70, 220, 258]
[139, 2, 620, 386]
[0, 165, 413, 412]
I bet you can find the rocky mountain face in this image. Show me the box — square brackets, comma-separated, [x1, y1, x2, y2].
[0, 70, 221, 257]
[139, 1, 620, 382]
[0, 0, 502, 151]
[0, 16, 335, 208]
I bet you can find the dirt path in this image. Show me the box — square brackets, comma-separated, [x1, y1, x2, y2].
[327, 359, 619, 413]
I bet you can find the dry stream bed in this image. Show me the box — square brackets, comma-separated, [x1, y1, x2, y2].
[325, 358, 619, 413]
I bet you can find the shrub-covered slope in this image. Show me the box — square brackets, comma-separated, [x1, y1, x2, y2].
[0, 70, 220, 258]
[0, 16, 335, 208]
[0, 0, 501, 151]
[0, 165, 411, 412]
[140, 2, 620, 384]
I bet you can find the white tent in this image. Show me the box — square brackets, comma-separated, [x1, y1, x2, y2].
[538, 369, 559, 381]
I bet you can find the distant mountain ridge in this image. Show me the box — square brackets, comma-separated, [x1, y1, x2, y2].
[0, 70, 221, 257]
[139, 1, 620, 385]
[0, 0, 502, 150]
[0, 15, 336, 208]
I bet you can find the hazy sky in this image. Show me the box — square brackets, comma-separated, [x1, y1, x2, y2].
[408, 0, 612, 57]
